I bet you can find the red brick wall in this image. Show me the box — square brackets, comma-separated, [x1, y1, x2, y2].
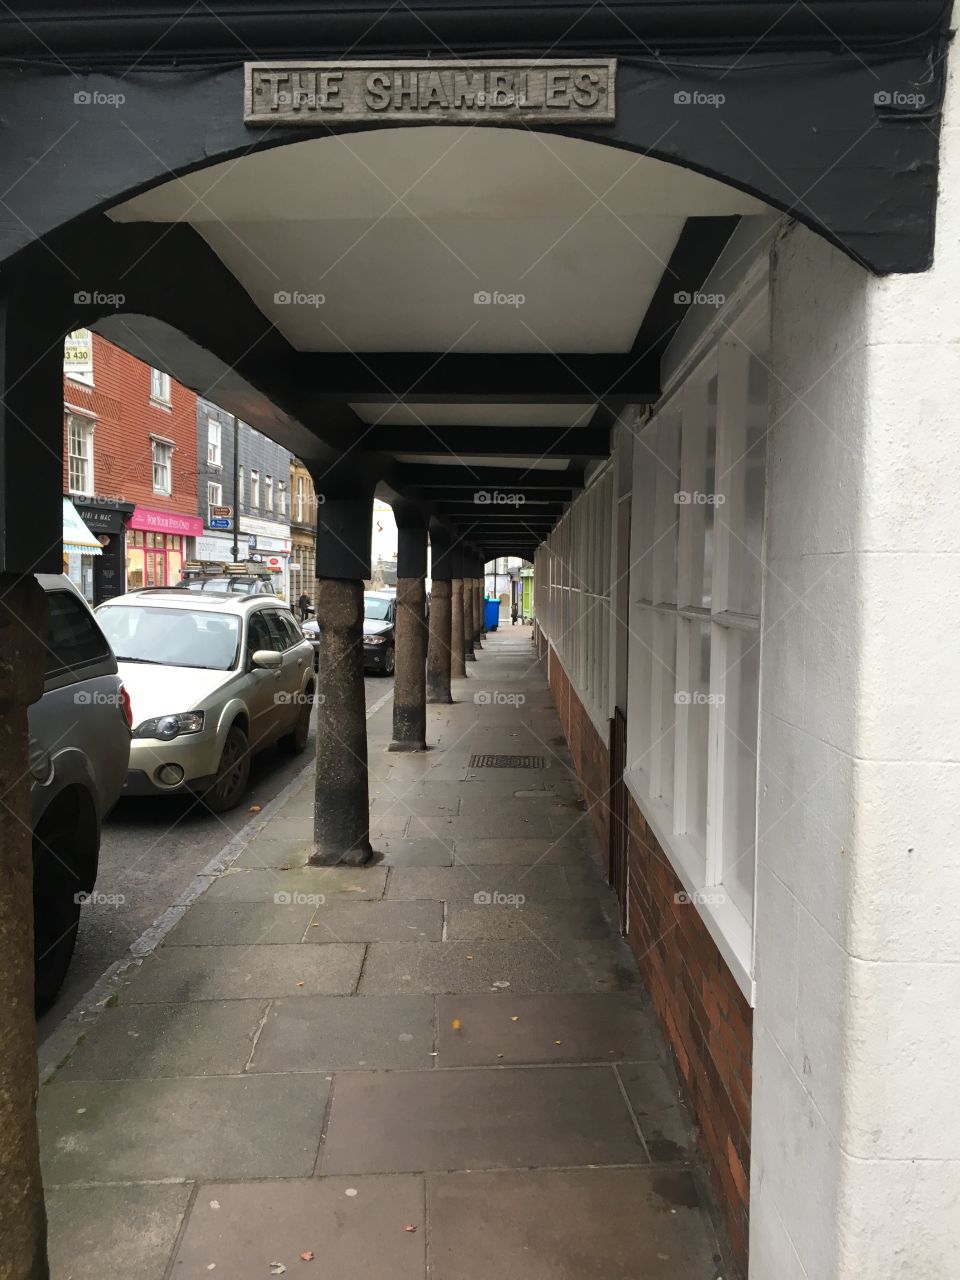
[539, 628, 752, 1273]
[63, 333, 198, 513]
[626, 792, 752, 1269]
[545, 640, 610, 868]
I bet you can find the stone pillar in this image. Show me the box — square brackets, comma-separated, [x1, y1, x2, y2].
[390, 521, 428, 751]
[307, 489, 374, 867]
[0, 291, 68, 1280]
[450, 577, 467, 678]
[471, 564, 483, 649]
[426, 580, 453, 704]
[0, 577, 51, 1280]
[462, 565, 475, 662]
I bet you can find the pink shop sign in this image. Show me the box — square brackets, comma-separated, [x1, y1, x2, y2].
[128, 506, 203, 537]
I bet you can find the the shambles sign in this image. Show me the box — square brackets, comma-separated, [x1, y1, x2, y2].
[244, 60, 616, 125]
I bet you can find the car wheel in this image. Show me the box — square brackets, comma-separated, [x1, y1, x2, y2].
[382, 644, 396, 676]
[205, 724, 251, 813]
[33, 837, 83, 1015]
[280, 689, 313, 755]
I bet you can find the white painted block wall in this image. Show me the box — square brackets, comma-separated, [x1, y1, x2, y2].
[751, 43, 960, 1278]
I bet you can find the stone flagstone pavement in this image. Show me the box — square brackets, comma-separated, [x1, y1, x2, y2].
[38, 625, 731, 1279]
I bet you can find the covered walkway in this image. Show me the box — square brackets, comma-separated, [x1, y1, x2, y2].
[38, 626, 727, 1279]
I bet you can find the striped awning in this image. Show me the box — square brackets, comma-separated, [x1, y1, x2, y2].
[63, 497, 103, 556]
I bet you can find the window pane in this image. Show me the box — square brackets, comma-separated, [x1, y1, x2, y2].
[721, 628, 760, 921]
[681, 619, 711, 850]
[45, 591, 110, 676]
[727, 350, 768, 616]
[653, 409, 680, 605]
[653, 612, 677, 809]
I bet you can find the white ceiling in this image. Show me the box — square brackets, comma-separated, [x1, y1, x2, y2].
[110, 126, 765, 437]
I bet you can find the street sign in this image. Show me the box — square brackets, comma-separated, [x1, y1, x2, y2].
[210, 517, 232, 530]
[210, 504, 232, 518]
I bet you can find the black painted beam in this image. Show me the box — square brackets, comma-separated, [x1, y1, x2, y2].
[363, 427, 609, 456]
[297, 352, 656, 403]
[395, 465, 584, 491]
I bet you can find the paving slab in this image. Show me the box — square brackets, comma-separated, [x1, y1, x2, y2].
[55, 999, 267, 1080]
[40, 1074, 329, 1181]
[119, 944, 364, 1002]
[163, 900, 317, 945]
[385, 866, 593, 902]
[45, 1183, 193, 1280]
[427, 1168, 722, 1279]
[618, 1061, 697, 1162]
[249, 994, 437, 1072]
[358, 940, 642, 995]
[204, 865, 387, 902]
[445, 899, 612, 941]
[305, 900, 443, 943]
[436, 993, 662, 1068]
[452, 837, 587, 865]
[234, 837, 313, 868]
[321, 1065, 645, 1174]
[172, 1176, 425, 1279]
[377, 836, 455, 867]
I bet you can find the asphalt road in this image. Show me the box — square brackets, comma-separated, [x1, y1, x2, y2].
[37, 675, 392, 1047]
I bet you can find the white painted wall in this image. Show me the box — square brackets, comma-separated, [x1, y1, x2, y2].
[751, 44, 960, 1276]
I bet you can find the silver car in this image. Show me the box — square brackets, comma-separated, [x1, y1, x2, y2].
[96, 590, 316, 812]
[31, 575, 131, 1011]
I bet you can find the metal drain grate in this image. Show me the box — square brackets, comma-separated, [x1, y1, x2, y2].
[469, 753, 546, 769]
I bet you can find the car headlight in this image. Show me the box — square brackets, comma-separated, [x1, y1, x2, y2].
[133, 712, 205, 741]
[365, 634, 387, 645]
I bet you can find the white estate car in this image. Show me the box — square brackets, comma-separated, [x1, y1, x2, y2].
[96, 589, 315, 811]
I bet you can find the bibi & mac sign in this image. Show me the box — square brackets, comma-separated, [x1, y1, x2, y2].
[244, 60, 616, 125]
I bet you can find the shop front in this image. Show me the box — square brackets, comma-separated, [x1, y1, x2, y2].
[62, 496, 102, 602]
[245, 527, 292, 601]
[126, 506, 202, 588]
[70, 496, 135, 605]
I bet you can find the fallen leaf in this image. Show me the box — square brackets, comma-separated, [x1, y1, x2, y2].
[510, 1016, 519, 1022]
[296, 981, 305, 987]
[249, 805, 262, 813]
[209, 1200, 220, 1210]
[403, 1225, 418, 1233]
[299, 1251, 314, 1262]
[451, 1018, 461, 1030]
[555, 1040, 562, 1045]
[269, 1266, 286, 1276]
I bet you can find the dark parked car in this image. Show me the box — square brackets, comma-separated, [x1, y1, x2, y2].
[363, 591, 396, 675]
[31, 576, 131, 1011]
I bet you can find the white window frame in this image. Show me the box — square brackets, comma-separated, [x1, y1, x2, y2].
[265, 475, 274, 513]
[278, 481, 287, 516]
[296, 476, 304, 522]
[207, 418, 222, 467]
[207, 480, 223, 522]
[150, 367, 172, 405]
[151, 436, 173, 496]
[250, 470, 260, 508]
[624, 286, 768, 1000]
[66, 412, 94, 495]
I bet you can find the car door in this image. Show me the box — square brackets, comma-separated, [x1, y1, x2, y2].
[243, 607, 284, 749]
[263, 608, 308, 733]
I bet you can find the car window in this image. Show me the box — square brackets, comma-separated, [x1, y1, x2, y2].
[246, 610, 280, 655]
[97, 605, 240, 671]
[271, 611, 303, 648]
[263, 609, 300, 650]
[364, 596, 393, 621]
[45, 590, 112, 678]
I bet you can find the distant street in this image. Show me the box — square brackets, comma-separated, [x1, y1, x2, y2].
[37, 675, 392, 1046]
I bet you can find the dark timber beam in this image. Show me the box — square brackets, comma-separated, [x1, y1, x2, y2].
[294, 353, 658, 403]
[396, 466, 584, 491]
[363, 428, 609, 457]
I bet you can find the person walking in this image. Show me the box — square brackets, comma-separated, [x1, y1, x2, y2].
[297, 591, 312, 622]
[511, 597, 519, 626]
